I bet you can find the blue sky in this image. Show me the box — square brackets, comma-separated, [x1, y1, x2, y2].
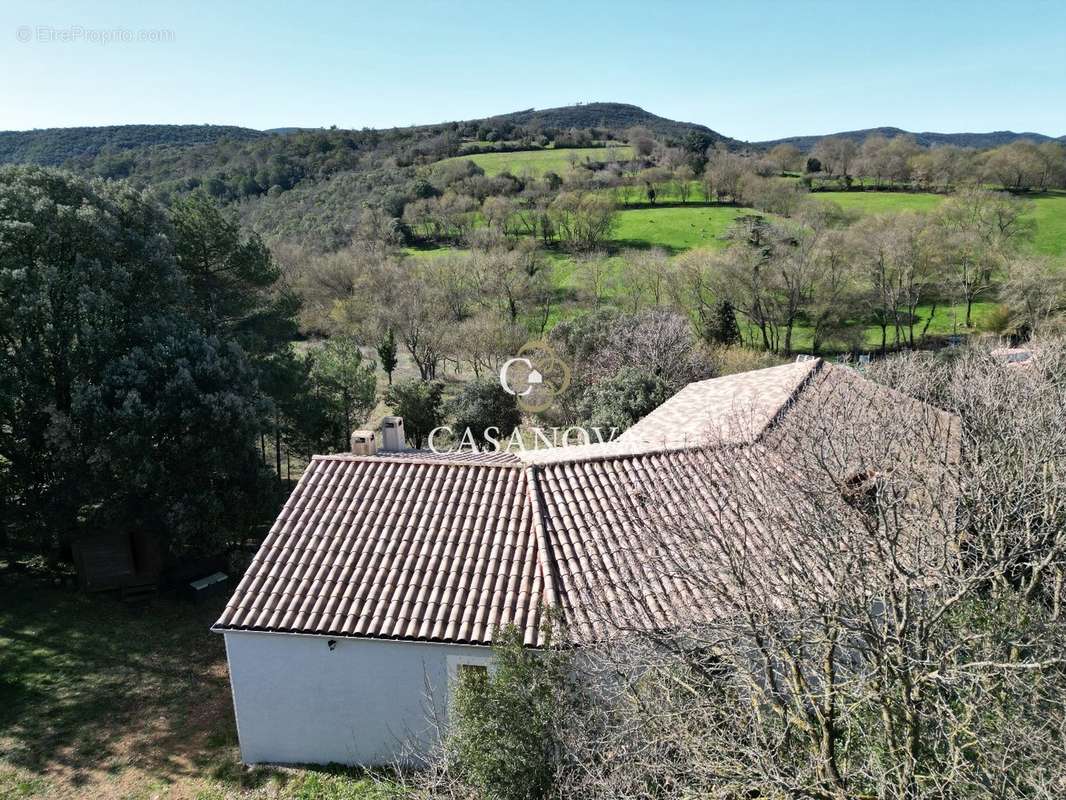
[2, 0, 1063, 140]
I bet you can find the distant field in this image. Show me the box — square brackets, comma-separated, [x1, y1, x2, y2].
[813, 190, 1066, 257]
[814, 191, 946, 215]
[438, 145, 633, 178]
[402, 188, 1066, 350]
[608, 191, 1066, 256]
[610, 205, 751, 251]
[777, 301, 999, 354]
[1028, 192, 1066, 256]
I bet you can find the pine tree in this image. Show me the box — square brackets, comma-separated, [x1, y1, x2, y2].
[710, 299, 742, 346]
[376, 328, 398, 385]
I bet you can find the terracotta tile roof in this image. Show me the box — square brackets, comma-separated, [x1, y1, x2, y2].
[530, 445, 829, 641]
[215, 456, 547, 645]
[215, 359, 957, 647]
[617, 359, 819, 447]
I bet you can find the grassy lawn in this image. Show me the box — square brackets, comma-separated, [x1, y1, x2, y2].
[746, 301, 1000, 354]
[812, 190, 1066, 257]
[437, 145, 633, 178]
[1027, 192, 1066, 256]
[812, 191, 946, 215]
[609, 205, 751, 251]
[0, 574, 401, 800]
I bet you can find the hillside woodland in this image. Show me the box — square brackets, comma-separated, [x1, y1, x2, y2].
[3, 104, 1066, 800]
[3, 105, 1066, 561]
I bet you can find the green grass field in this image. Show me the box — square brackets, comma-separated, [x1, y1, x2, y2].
[0, 573, 398, 800]
[608, 192, 1065, 258]
[403, 187, 1066, 350]
[813, 191, 946, 216]
[768, 301, 1000, 354]
[609, 205, 750, 251]
[437, 145, 633, 178]
[1027, 192, 1066, 256]
[812, 190, 1066, 258]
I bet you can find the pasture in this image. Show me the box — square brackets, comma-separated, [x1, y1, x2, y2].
[609, 205, 749, 251]
[403, 186, 1066, 353]
[813, 190, 1066, 257]
[814, 191, 945, 215]
[438, 145, 633, 178]
[753, 301, 1000, 354]
[606, 191, 1065, 258]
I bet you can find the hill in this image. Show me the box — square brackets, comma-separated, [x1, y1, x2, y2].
[478, 102, 740, 147]
[0, 124, 266, 166]
[756, 126, 1062, 151]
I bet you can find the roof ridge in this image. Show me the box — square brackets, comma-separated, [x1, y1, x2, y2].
[518, 439, 716, 466]
[524, 465, 561, 613]
[313, 453, 524, 468]
[755, 357, 825, 441]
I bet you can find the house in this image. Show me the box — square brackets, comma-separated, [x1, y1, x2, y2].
[213, 358, 958, 767]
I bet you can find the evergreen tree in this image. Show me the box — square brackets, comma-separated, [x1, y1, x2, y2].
[450, 380, 522, 446]
[376, 327, 398, 385]
[384, 379, 444, 449]
[710, 298, 742, 346]
[0, 166, 273, 557]
[577, 368, 672, 432]
[311, 337, 377, 450]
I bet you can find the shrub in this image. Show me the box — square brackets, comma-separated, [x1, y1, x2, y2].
[384, 379, 444, 449]
[576, 367, 672, 433]
[449, 380, 522, 446]
[450, 625, 571, 800]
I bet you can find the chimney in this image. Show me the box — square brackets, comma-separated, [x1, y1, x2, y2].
[380, 416, 406, 451]
[350, 429, 378, 456]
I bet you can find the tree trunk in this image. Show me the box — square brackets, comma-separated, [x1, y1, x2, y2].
[920, 301, 937, 340]
[274, 411, 282, 482]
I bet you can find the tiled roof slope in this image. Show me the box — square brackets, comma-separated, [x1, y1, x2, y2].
[616, 360, 819, 447]
[215, 359, 957, 647]
[215, 456, 547, 645]
[532, 445, 850, 641]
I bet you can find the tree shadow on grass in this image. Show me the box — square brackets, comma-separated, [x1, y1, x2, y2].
[606, 238, 686, 255]
[0, 576, 234, 790]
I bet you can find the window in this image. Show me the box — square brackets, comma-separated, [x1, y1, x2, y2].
[457, 663, 488, 680]
[446, 654, 493, 686]
[446, 656, 493, 716]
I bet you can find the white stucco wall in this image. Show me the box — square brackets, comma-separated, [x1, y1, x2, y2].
[222, 631, 493, 766]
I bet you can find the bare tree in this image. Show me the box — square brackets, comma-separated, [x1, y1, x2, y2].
[556, 342, 1066, 800]
[705, 149, 750, 204]
[767, 143, 803, 174]
[619, 247, 672, 312]
[999, 255, 1066, 336]
[812, 136, 860, 179]
[674, 165, 696, 204]
[936, 188, 1033, 327]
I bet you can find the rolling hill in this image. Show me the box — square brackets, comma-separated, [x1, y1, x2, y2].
[0, 123, 266, 166]
[5, 107, 1059, 172]
[756, 126, 1063, 151]
[476, 102, 740, 147]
